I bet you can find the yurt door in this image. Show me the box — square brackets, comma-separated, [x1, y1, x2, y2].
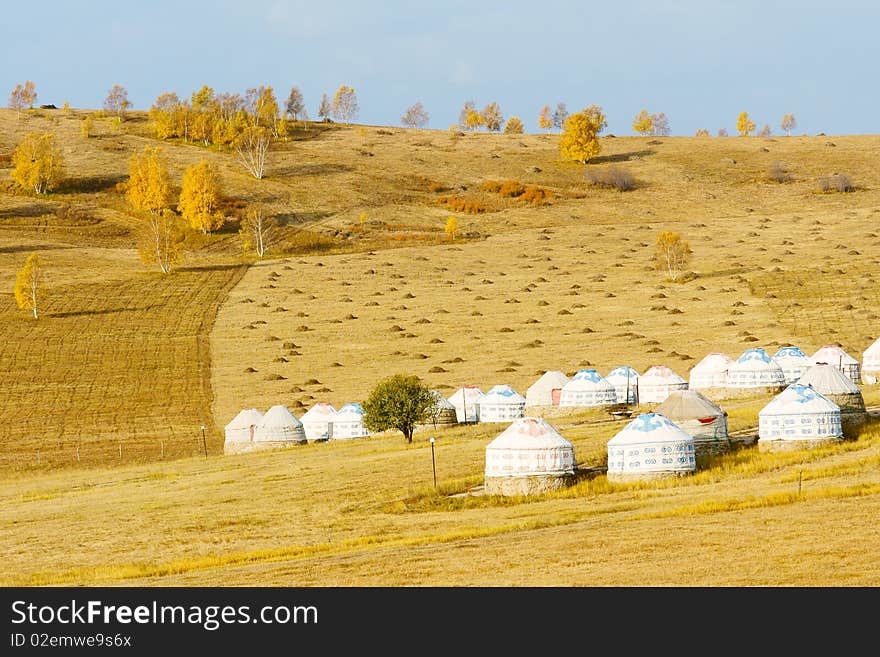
[551, 388, 562, 406]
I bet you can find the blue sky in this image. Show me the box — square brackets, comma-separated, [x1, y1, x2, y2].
[3, 1, 878, 135]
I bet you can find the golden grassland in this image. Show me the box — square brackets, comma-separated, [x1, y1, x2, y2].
[2, 107, 880, 585]
[2, 416, 879, 586]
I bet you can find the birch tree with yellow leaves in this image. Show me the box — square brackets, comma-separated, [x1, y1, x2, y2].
[11, 133, 64, 194]
[559, 105, 607, 164]
[14, 253, 41, 319]
[178, 160, 224, 233]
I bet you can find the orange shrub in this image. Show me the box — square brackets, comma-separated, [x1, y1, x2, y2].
[479, 180, 503, 193]
[437, 195, 488, 214]
[520, 185, 553, 205]
[498, 180, 525, 197]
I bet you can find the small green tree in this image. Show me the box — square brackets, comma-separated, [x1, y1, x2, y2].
[362, 374, 437, 443]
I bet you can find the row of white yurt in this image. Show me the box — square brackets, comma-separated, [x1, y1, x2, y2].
[448, 386, 483, 423]
[223, 403, 371, 453]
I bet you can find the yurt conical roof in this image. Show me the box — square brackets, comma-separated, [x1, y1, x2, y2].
[429, 389, 456, 411]
[759, 384, 840, 416]
[607, 412, 694, 446]
[605, 366, 640, 404]
[797, 364, 860, 395]
[485, 417, 576, 476]
[726, 348, 785, 387]
[479, 384, 526, 404]
[525, 371, 570, 406]
[478, 385, 526, 422]
[637, 365, 688, 403]
[810, 344, 861, 383]
[689, 353, 732, 388]
[224, 408, 263, 450]
[225, 408, 263, 435]
[773, 346, 811, 384]
[254, 405, 306, 442]
[653, 390, 725, 422]
[300, 402, 337, 422]
[559, 369, 617, 406]
[333, 402, 366, 421]
[562, 369, 614, 391]
[448, 386, 483, 422]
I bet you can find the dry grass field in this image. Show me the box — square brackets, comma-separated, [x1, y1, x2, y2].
[2, 106, 880, 585]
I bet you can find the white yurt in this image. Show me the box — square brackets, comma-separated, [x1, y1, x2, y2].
[653, 390, 730, 454]
[329, 403, 370, 439]
[477, 385, 526, 423]
[758, 384, 843, 452]
[606, 413, 696, 482]
[300, 402, 337, 442]
[637, 366, 688, 404]
[862, 337, 880, 383]
[796, 364, 867, 438]
[773, 346, 811, 385]
[605, 366, 640, 405]
[484, 417, 578, 496]
[448, 386, 484, 423]
[423, 390, 458, 427]
[559, 369, 618, 408]
[689, 353, 733, 392]
[525, 370, 570, 407]
[810, 345, 861, 384]
[223, 408, 264, 455]
[724, 348, 786, 397]
[253, 405, 307, 448]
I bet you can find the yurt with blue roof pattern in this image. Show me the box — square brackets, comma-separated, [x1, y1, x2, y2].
[725, 348, 785, 396]
[477, 385, 526, 423]
[559, 369, 618, 408]
[607, 413, 696, 482]
[605, 366, 640, 405]
[329, 403, 370, 439]
[757, 384, 843, 452]
[773, 346, 811, 385]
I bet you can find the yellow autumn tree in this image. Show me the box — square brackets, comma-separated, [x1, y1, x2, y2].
[538, 104, 553, 130]
[632, 109, 653, 135]
[14, 253, 41, 319]
[177, 160, 224, 233]
[503, 117, 524, 134]
[11, 133, 65, 194]
[653, 231, 693, 281]
[81, 115, 93, 138]
[737, 111, 755, 136]
[8, 80, 37, 117]
[445, 216, 458, 240]
[465, 107, 484, 130]
[330, 85, 359, 122]
[559, 105, 607, 164]
[125, 146, 171, 214]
